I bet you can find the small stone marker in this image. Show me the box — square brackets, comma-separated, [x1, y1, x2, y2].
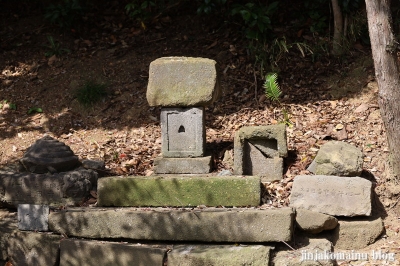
[234, 124, 287, 181]
[18, 204, 49, 231]
[146, 57, 220, 107]
[161, 107, 205, 157]
[290, 175, 372, 216]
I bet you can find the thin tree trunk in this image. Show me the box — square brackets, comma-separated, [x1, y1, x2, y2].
[331, 0, 343, 55]
[365, 0, 400, 179]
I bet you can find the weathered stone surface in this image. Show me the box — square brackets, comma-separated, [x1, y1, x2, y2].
[0, 169, 97, 207]
[98, 175, 260, 207]
[234, 125, 287, 176]
[332, 217, 384, 249]
[147, 57, 221, 107]
[161, 107, 205, 157]
[20, 136, 80, 173]
[18, 204, 49, 231]
[81, 159, 105, 171]
[307, 141, 363, 176]
[290, 175, 372, 216]
[244, 142, 283, 181]
[273, 238, 334, 266]
[0, 209, 17, 260]
[295, 209, 338, 234]
[7, 231, 61, 266]
[49, 207, 294, 242]
[60, 239, 167, 266]
[154, 156, 212, 174]
[168, 245, 273, 266]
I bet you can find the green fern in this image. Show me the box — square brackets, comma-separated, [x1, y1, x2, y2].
[264, 73, 282, 102]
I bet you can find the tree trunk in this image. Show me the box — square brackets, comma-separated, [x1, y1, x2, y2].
[365, 0, 400, 179]
[331, 0, 343, 55]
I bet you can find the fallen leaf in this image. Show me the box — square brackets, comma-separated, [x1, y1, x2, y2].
[354, 103, 369, 113]
[335, 123, 344, 130]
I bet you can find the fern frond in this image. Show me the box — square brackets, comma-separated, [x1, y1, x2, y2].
[263, 73, 281, 102]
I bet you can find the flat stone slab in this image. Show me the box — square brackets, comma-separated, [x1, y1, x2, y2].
[60, 239, 167, 266]
[6, 231, 61, 266]
[332, 217, 384, 249]
[98, 175, 260, 207]
[169, 245, 273, 266]
[0, 209, 17, 260]
[18, 204, 49, 231]
[234, 125, 287, 176]
[49, 207, 294, 242]
[147, 57, 221, 107]
[290, 175, 372, 216]
[161, 107, 205, 158]
[0, 169, 97, 207]
[153, 156, 212, 174]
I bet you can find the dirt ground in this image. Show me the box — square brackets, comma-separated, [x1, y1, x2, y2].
[1, 1, 400, 265]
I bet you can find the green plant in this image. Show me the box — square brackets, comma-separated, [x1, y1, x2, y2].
[125, 0, 156, 29]
[231, 1, 278, 42]
[27, 107, 43, 114]
[45, 36, 70, 57]
[263, 73, 292, 126]
[44, 0, 84, 30]
[76, 81, 107, 107]
[0, 100, 16, 110]
[197, 0, 227, 15]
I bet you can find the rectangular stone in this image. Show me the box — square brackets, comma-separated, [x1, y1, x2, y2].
[6, 231, 60, 266]
[290, 175, 372, 216]
[0, 209, 17, 260]
[60, 239, 167, 266]
[168, 245, 273, 266]
[243, 142, 283, 181]
[234, 125, 287, 176]
[49, 207, 294, 242]
[0, 170, 97, 207]
[154, 156, 212, 174]
[98, 175, 260, 207]
[146, 57, 221, 107]
[161, 107, 205, 157]
[18, 204, 49, 231]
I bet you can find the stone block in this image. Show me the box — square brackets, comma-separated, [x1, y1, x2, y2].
[7, 231, 61, 266]
[295, 208, 338, 234]
[0, 169, 97, 207]
[154, 156, 212, 174]
[49, 207, 294, 242]
[161, 107, 205, 157]
[97, 175, 260, 207]
[168, 245, 273, 266]
[244, 141, 283, 181]
[0, 209, 17, 260]
[290, 175, 372, 216]
[234, 125, 287, 176]
[332, 217, 384, 249]
[60, 239, 167, 266]
[18, 204, 49, 231]
[307, 141, 363, 176]
[146, 57, 221, 107]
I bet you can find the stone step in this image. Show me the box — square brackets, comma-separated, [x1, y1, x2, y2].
[98, 175, 260, 207]
[49, 207, 294, 242]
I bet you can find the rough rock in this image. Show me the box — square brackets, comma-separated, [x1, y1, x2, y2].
[20, 136, 80, 173]
[295, 209, 338, 234]
[332, 217, 384, 249]
[307, 141, 363, 176]
[153, 156, 212, 174]
[146, 57, 221, 107]
[168, 245, 273, 266]
[290, 175, 372, 216]
[0, 209, 17, 260]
